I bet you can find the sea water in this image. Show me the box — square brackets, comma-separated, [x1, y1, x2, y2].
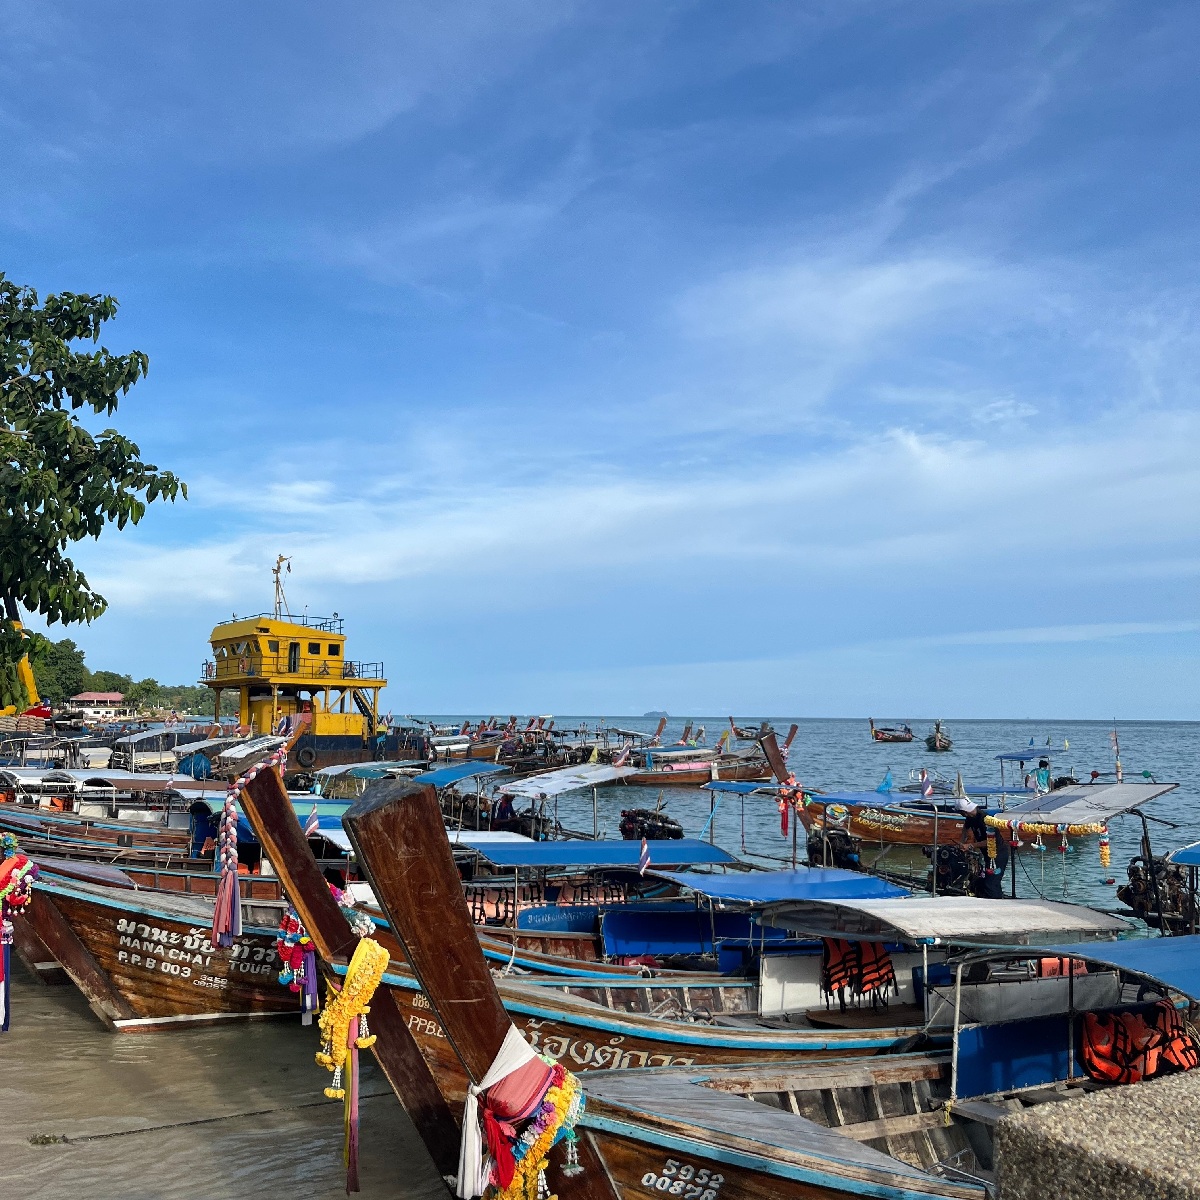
[541, 716, 1200, 908]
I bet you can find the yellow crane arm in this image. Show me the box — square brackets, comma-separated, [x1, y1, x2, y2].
[0, 620, 41, 717]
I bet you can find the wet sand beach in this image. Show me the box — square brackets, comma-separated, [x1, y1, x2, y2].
[1, 961, 446, 1200]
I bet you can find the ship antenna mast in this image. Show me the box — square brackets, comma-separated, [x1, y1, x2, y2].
[272, 555, 293, 620]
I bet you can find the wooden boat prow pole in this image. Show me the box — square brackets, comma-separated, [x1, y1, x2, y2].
[239, 766, 460, 1173]
[344, 779, 618, 1200]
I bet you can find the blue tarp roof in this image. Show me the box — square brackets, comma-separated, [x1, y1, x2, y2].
[1169, 841, 1200, 866]
[1037, 935, 1200, 1003]
[470, 838, 736, 869]
[414, 762, 510, 787]
[651, 868, 907, 904]
[703, 780, 783, 795]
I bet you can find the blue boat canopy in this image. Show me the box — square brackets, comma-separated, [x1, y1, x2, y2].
[414, 762, 511, 787]
[1035, 935, 1200, 1003]
[995, 745, 1063, 761]
[467, 838, 736, 870]
[702, 780, 783, 795]
[1169, 841, 1200, 866]
[649, 868, 907, 904]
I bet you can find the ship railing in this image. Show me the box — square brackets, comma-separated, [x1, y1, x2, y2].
[200, 657, 384, 683]
[211, 612, 345, 635]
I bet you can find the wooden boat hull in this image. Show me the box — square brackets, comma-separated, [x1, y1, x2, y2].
[871, 731, 913, 744]
[624, 761, 772, 788]
[801, 801, 968, 849]
[359, 961, 925, 1106]
[27, 879, 298, 1032]
[578, 1057, 982, 1200]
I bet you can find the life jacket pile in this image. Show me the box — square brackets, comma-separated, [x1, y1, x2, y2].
[1081, 999, 1199, 1085]
[820, 938, 897, 1010]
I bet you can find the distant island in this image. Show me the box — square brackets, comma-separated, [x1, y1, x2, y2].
[643, 710, 669, 719]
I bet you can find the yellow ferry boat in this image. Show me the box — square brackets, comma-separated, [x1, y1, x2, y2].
[199, 558, 388, 771]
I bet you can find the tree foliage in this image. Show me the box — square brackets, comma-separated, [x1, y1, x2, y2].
[30, 636, 234, 715]
[0, 273, 185, 707]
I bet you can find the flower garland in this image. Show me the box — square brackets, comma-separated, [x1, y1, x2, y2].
[495, 1060, 585, 1200]
[985, 815, 1108, 838]
[316, 937, 389, 1098]
[316, 936, 390, 1195]
[1, 831, 37, 1034]
[211, 746, 288, 948]
[275, 884, 376, 1025]
[985, 816, 1110, 873]
[276, 906, 319, 1024]
[776, 775, 805, 837]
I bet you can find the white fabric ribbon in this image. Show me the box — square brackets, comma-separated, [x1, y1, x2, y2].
[456, 1025, 539, 1199]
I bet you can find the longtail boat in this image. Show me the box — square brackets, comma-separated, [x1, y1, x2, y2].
[623, 726, 795, 789]
[22, 870, 296, 1031]
[340, 778, 989, 1200]
[924, 723, 952, 753]
[869, 720, 914, 744]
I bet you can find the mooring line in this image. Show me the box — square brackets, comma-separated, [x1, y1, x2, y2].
[31, 1091, 394, 1145]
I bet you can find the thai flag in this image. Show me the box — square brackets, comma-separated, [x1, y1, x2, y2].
[920, 769, 933, 799]
[638, 838, 650, 876]
[304, 803, 320, 838]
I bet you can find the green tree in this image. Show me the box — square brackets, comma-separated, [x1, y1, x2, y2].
[83, 669, 134, 695]
[29, 635, 88, 705]
[0, 274, 185, 708]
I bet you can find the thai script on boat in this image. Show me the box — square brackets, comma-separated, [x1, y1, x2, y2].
[852, 808, 913, 832]
[112, 917, 275, 977]
[523, 1019, 696, 1069]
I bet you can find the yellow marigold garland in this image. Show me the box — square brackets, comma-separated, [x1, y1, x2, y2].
[316, 937, 389, 1099]
[985, 815, 1108, 838]
[496, 1062, 585, 1200]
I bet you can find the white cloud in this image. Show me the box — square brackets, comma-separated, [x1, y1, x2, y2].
[72, 406, 1200, 622]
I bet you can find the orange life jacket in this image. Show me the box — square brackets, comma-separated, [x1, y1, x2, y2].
[1038, 956, 1088, 978]
[1082, 1009, 1164, 1084]
[821, 939, 897, 1007]
[1150, 1000, 1199, 1072]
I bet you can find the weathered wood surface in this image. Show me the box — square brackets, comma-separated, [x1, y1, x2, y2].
[623, 759, 772, 788]
[21, 884, 139, 1026]
[239, 767, 461, 1176]
[380, 968, 924, 1106]
[8, 909, 69, 983]
[35, 880, 294, 1030]
[345, 779, 618, 1200]
[582, 1070, 980, 1199]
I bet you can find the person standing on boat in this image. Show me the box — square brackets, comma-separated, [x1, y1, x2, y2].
[956, 793, 1008, 899]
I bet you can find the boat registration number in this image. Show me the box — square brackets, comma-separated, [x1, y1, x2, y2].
[640, 1160, 724, 1198]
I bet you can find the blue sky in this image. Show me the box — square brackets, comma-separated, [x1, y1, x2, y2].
[4, 2, 1200, 717]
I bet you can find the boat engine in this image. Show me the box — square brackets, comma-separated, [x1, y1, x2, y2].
[1117, 855, 1195, 932]
[619, 808, 684, 840]
[806, 830, 860, 871]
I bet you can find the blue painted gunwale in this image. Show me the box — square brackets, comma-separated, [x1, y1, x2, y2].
[339, 964, 917, 1052]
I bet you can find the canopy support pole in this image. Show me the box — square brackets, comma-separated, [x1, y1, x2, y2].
[1134, 809, 1167, 936]
[1067, 961, 1076, 1080]
[931, 806, 939, 897]
[950, 960, 964, 1103]
[592, 787, 598, 840]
